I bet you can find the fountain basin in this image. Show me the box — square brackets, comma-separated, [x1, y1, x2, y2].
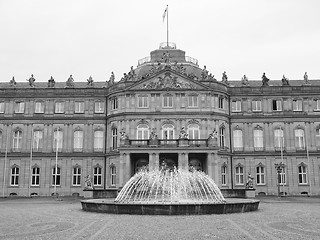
[81, 198, 259, 215]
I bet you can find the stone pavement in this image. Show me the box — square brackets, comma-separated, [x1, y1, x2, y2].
[0, 196, 319, 240]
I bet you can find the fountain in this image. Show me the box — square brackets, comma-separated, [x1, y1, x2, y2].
[81, 167, 259, 215]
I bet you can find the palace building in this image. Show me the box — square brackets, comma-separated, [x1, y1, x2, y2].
[1, 42, 320, 197]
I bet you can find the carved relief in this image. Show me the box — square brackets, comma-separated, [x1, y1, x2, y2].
[141, 73, 195, 90]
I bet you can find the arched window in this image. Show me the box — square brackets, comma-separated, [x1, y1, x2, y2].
[31, 166, 40, 186]
[33, 130, 43, 151]
[274, 128, 284, 149]
[52, 166, 61, 186]
[94, 130, 104, 151]
[315, 127, 320, 148]
[253, 129, 263, 150]
[72, 166, 81, 186]
[256, 164, 265, 185]
[110, 165, 116, 186]
[188, 124, 199, 139]
[233, 129, 243, 150]
[10, 166, 19, 186]
[235, 165, 244, 185]
[111, 128, 118, 150]
[162, 124, 174, 139]
[295, 128, 305, 150]
[13, 130, 22, 151]
[221, 164, 227, 185]
[73, 130, 83, 151]
[219, 127, 225, 148]
[93, 166, 102, 186]
[298, 164, 307, 184]
[53, 129, 63, 152]
[137, 124, 149, 144]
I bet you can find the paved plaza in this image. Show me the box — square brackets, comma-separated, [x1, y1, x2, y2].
[0, 196, 319, 240]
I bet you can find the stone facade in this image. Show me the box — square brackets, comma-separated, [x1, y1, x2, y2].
[0, 43, 320, 196]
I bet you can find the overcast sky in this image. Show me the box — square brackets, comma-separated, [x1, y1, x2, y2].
[1, 0, 319, 83]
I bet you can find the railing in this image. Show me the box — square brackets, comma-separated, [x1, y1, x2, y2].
[185, 56, 198, 66]
[137, 56, 151, 66]
[125, 139, 211, 147]
[159, 42, 176, 49]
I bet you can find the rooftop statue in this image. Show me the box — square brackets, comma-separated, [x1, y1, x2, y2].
[162, 51, 171, 63]
[27, 74, 35, 87]
[281, 75, 289, 86]
[10, 76, 16, 87]
[262, 72, 269, 86]
[108, 71, 115, 85]
[48, 76, 55, 88]
[66, 75, 74, 87]
[241, 75, 249, 85]
[304, 72, 309, 84]
[87, 76, 94, 87]
[201, 65, 209, 80]
[222, 71, 228, 83]
[128, 66, 136, 80]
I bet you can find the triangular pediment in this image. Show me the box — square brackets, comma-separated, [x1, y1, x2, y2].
[126, 70, 211, 91]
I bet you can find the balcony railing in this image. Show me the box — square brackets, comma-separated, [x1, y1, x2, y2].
[122, 139, 216, 148]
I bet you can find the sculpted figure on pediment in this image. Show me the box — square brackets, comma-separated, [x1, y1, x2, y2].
[141, 73, 195, 90]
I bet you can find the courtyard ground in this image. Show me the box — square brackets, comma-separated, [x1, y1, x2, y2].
[0, 196, 319, 240]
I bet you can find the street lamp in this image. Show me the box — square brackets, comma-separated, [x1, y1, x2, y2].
[274, 162, 285, 197]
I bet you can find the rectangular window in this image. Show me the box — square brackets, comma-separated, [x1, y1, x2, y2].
[111, 98, 118, 110]
[272, 100, 282, 111]
[138, 96, 148, 108]
[0, 102, 4, 113]
[112, 128, 118, 150]
[316, 129, 320, 148]
[11, 167, 19, 186]
[31, 167, 40, 186]
[231, 100, 241, 112]
[34, 102, 44, 113]
[233, 130, 243, 150]
[74, 101, 84, 113]
[221, 166, 227, 185]
[314, 99, 320, 111]
[235, 166, 244, 185]
[274, 129, 284, 149]
[33, 130, 43, 151]
[293, 99, 303, 111]
[218, 97, 224, 109]
[254, 129, 264, 150]
[15, 102, 25, 113]
[73, 131, 83, 151]
[111, 167, 116, 186]
[219, 128, 225, 148]
[252, 100, 262, 112]
[94, 131, 104, 151]
[298, 165, 307, 184]
[95, 101, 104, 113]
[188, 95, 198, 107]
[55, 102, 64, 113]
[163, 95, 173, 108]
[13, 131, 22, 151]
[52, 167, 61, 186]
[256, 166, 265, 185]
[72, 167, 81, 186]
[93, 167, 102, 186]
[53, 130, 63, 152]
[295, 129, 305, 150]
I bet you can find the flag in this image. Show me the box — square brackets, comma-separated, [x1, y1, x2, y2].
[162, 6, 168, 22]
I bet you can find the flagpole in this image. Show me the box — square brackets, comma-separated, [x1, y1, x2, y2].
[166, 5, 169, 47]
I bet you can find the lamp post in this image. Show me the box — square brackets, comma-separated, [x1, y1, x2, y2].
[275, 162, 285, 197]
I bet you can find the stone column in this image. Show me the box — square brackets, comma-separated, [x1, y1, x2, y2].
[149, 152, 159, 171]
[178, 152, 188, 170]
[124, 153, 131, 183]
[207, 152, 214, 179]
[213, 152, 219, 184]
[119, 153, 125, 187]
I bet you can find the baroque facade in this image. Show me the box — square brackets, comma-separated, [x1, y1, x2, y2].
[1, 43, 320, 197]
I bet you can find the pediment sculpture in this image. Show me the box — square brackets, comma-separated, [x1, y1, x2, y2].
[141, 73, 195, 89]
